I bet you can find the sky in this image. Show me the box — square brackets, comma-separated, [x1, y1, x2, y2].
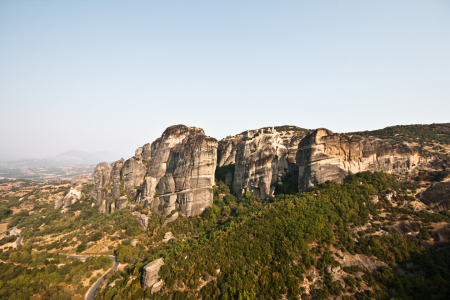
[0, 0, 449, 159]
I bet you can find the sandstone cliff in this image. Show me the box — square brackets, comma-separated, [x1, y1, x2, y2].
[297, 128, 444, 190]
[217, 138, 242, 167]
[233, 130, 288, 199]
[139, 125, 217, 216]
[91, 125, 217, 218]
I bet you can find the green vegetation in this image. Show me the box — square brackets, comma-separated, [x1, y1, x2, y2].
[349, 123, 450, 147]
[0, 243, 112, 299]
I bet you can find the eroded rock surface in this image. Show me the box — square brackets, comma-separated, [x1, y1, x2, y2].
[92, 125, 217, 217]
[233, 130, 288, 199]
[110, 158, 124, 200]
[139, 125, 217, 216]
[389, 221, 422, 239]
[416, 182, 450, 212]
[297, 128, 444, 190]
[142, 258, 165, 291]
[218, 138, 242, 167]
[90, 162, 111, 207]
[132, 211, 148, 230]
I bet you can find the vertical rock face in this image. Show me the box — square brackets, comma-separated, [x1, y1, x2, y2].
[286, 134, 306, 174]
[138, 125, 217, 216]
[233, 131, 288, 199]
[141, 143, 152, 160]
[110, 158, 124, 200]
[91, 125, 217, 217]
[132, 211, 149, 230]
[142, 258, 165, 291]
[122, 157, 146, 197]
[90, 162, 110, 207]
[297, 128, 443, 190]
[217, 138, 242, 167]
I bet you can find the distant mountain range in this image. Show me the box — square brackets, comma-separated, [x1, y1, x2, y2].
[0, 150, 121, 169]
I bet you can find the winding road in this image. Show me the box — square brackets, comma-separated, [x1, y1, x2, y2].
[14, 231, 119, 300]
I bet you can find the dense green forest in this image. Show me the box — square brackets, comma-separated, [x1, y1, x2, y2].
[93, 172, 450, 300]
[348, 123, 450, 147]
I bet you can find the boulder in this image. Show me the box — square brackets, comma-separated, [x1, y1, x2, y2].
[55, 187, 82, 210]
[296, 128, 445, 190]
[132, 211, 148, 230]
[142, 258, 165, 291]
[233, 130, 287, 199]
[130, 239, 137, 247]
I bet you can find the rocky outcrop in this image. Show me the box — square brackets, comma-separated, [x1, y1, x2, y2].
[286, 134, 306, 174]
[233, 130, 288, 199]
[70, 175, 92, 186]
[92, 125, 217, 217]
[90, 162, 110, 207]
[218, 138, 242, 167]
[132, 211, 148, 230]
[122, 157, 146, 198]
[108, 159, 124, 200]
[141, 143, 152, 160]
[138, 125, 217, 216]
[389, 221, 422, 239]
[297, 128, 444, 190]
[416, 182, 450, 212]
[55, 187, 82, 210]
[142, 258, 165, 291]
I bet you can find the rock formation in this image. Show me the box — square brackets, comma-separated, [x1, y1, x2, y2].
[110, 159, 124, 200]
[389, 221, 422, 239]
[90, 162, 110, 207]
[233, 130, 288, 199]
[416, 182, 450, 212]
[297, 128, 444, 190]
[122, 157, 146, 198]
[217, 138, 242, 167]
[132, 211, 149, 230]
[91, 125, 217, 217]
[137, 125, 217, 216]
[55, 187, 82, 210]
[142, 258, 165, 291]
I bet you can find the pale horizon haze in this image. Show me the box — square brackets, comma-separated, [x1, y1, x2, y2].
[1, 0, 449, 160]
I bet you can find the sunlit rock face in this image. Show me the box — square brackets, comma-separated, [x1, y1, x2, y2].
[140, 125, 217, 216]
[92, 125, 217, 217]
[296, 128, 443, 190]
[233, 131, 288, 200]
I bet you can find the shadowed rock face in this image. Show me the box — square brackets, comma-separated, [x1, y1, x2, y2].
[433, 224, 450, 243]
[218, 138, 242, 167]
[286, 134, 307, 174]
[416, 182, 450, 212]
[389, 221, 422, 239]
[233, 131, 288, 199]
[90, 162, 110, 207]
[110, 158, 124, 200]
[297, 128, 443, 190]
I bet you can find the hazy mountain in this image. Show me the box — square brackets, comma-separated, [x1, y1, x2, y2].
[0, 150, 121, 169]
[0, 153, 19, 162]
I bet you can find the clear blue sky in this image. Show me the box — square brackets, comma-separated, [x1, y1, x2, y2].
[1, 0, 449, 159]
